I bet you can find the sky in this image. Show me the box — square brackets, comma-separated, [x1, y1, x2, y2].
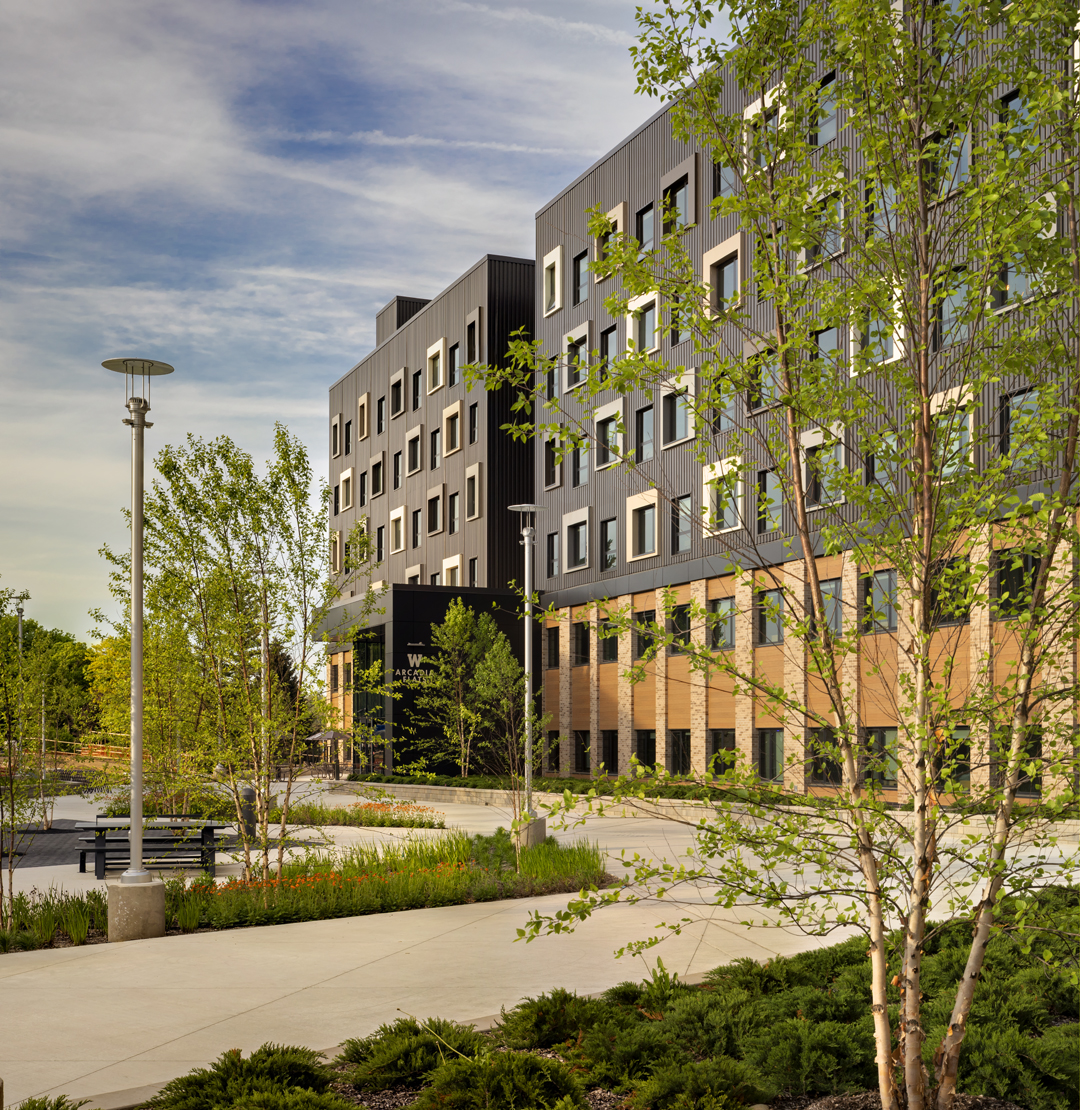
[0, 0, 651, 640]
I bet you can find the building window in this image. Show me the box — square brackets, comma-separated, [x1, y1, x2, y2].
[330, 663, 339, 693]
[448, 491, 460, 535]
[635, 300, 657, 351]
[663, 388, 690, 444]
[544, 261, 558, 313]
[358, 471, 367, 506]
[371, 459, 384, 497]
[574, 730, 591, 774]
[635, 406, 654, 462]
[446, 562, 460, 587]
[375, 525, 385, 563]
[427, 494, 442, 534]
[708, 468, 740, 531]
[547, 730, 561, 772]
[572, 622, 590, 666]
[448, 343, 460, 387]
[333, 484, 340, 516]
[573, 251, 589, 305]
[757, 588, 783, 645]
[544, 440, 560, 488]
[430, 428, 442, 469]
[635, 729, 656, 766]
[428, 350, 442, 391]
[344, 420, 352, 455]
[430, 572, 441, 585]
[599, 620, 618, 662]
[597, 417, 617, 466]
[757, 469, 782, 533]
[810, 727, 842, 785]
[663, 175, 689, 233]
[411, 369, 422, 411]
[669, 730, 691, 775]
[866, 727, 899, 789]
[546, 532, 560, 577]
[672, 495, 693, 554]
[865, 432, 899, 492]
[570, 444, 588, 488]
[708, 729, 736, 774]
[600, 730, 618, 774]
[332, 418, 340, 458]
[819, 578, 843, 637]
[999, 388, 1036, 464]
[567, 520, 588, 569]
[466, 319, 477, 363]
[393, 451, 402, 490]
[632, 503, 656, 557]
[811, 72, 837, 146]
[390, 513, 404, 554]
[636, 204, 654, 255]
[468, 402, 479, 444]
[669, 604, 691, 652]
[566, 336, 587, 388]
[749, 350, 781, 409]
[376, 397, 386, 434]
[466, 473, 478, 519]
[411, 509, 422, 549]
[933, 407, 970, 480]
[864, 569, 898, 632]
[634, 610, 655, 659]
[806, 439, 842, 507]
[994, 549, 1039, 619]
[599, 325, 616, 381]
[714, 160, 737, 199]
[390, 379, 403, 417]
[600, 518, 617, 570]
[341, 474, 353, 509]
[993, 256, 1032, 309]
[712, 254, 738, 313]
[546, 627, 560, 669]
[468, 557, 478, 588]
[757, 728, 783, 782]
[709, 597, 735, 650]
[358, 397, 369, 440]
[446, 412, 460, 452]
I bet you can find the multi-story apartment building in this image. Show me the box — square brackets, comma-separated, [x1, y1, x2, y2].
[322, 254, 534, 766]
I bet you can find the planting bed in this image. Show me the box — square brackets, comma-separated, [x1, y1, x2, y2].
[274, 800, 446, 829]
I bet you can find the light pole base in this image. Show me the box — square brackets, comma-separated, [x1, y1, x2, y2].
[515, 816, 547, 849]
[107, 879, 166, 942]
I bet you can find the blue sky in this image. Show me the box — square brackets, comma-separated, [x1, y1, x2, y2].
[0, 0, 650, 638]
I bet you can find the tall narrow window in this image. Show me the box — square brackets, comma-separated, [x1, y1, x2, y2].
[448, 492, 460, 535]
[663, 388, 690, 443]
[375, 525, 385, 563]
[571, 444, 588, 487]
[635, 406, 654, 462]
[376, 397, 386, 434]
[806, 439, 842, 507]
[344, 420, 352, 455]
[466, 320, 477, 363]
[999, 389, 1038, 467]
[663, 176, 689, 232]
[757, 589, 783, 644]
[632, 504, 656, 556]
[749, 105, 779, 169]
[546, 532, 560, 577]
[448, 344, 460, 387]
[600, 518, 617, 570]
[358, 471, 367, 506]
[446, 412, 460, 452]
[669, 604, 691, 650]
[712, 255, 739, 313]
[710, 470, 740, 531]
[599, 620, 618, 661]
[411, 369, 422, 411]
[819, 578, 843, 636]
[390, 380, 402, 416]
[567, 521, 588, 568]
[599, 325, 616, 382]
[407, 434, 421, 474]
[544, 440, 559, 487]
[411, 508, 422, 548]
[811, 73, 837, 146]
[573, 251, 589, 305]
[574, 730, 591, 774]
[427, 494, 441, 533]
[430, 428, 442, 469]
[371, 459, 384, 497]
[936, 267, 969, 349]
[636, 204, 654, 255]
[572, 621, 590, 666]
[333, 484, 340, 516]
[468, 557, 478, 588]
[332, 419, 340, 458]
[757, 469, 782, 533]
[865, 569, 898, 632]
[713, 160, 737, 199]
[466, 473, 478, 518]
[393, 451, 402, 490]
[546, 626, 560, 669]
[468, 402, 479, 444]
[709, 597, 735, 650]
[866, 727, 899, 788]
[757, 728, 783, 782]
[634, 610, 655, 659]
[567, 337, 587, 387]
[428, 350, 442, 391]
[671, 495, 693, 554]
[635, 301, 656, 351]
[544, 257, 559, 313]
[390, 514, 403, 553]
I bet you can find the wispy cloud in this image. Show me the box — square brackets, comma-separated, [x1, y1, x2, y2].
[436, 0, 637, 46]
[266, 127, 591, 157]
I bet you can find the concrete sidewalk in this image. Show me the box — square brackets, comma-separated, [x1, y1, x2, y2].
[0, 790, 854, 1107]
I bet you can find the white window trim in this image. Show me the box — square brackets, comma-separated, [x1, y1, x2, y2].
[405, 563, 423, 582]
[799, 423, 847, 509]
[595, 202, 628, 283]
[465, 462, 482, 520]
[389, 505, 406, 554]
[799, 191, 846, 271]
[331, 413, 342, 459]
[851, 290, 906, 376]
[626, 291, 660, 355]
[542, 244, 564, 316]
[406, 424, 424, 475]
[594, 398, 624, 470]
[330, 529, 341, 573]
[442, 401, 463, 456]
[562, 505, 591, 573]
[626, 489, 659, 562]
[442, 553, 462, 586]
[661, 370, 696, 449]
[703, 457, 742, 535]
[369, 579, 384, 593]
[357, 393, 370, 440]
[743, 83, 787, 173]
[427, 337, 447, 395]
[930, 387, 975, 474]
[339, 467, 354, 510]
[702, 233, 742, 318]
[563, 322, 590, 393]
[389, 369, 405, 418]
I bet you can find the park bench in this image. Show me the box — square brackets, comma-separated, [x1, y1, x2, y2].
[76, 817, 232, 880]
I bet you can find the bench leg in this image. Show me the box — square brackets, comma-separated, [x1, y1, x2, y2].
[96, 848, 106, 880]
[79, 851, 86, 874]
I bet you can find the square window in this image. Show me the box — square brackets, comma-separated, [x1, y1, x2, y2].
[448, 491, 460, 535]
[573, 251, 589, 305]
[709, 597, 735, 650]
[600, 518, 617, 570]
[468, 557, 478, 587]
[546, 532, 560, 577]
[393, 451, 402, 490]
[671, 494, 693, 554]
[448, 343, 460, 387]
[430, 428, 442, 469]
[376, 397, 386, 435]
[632, 503, 656, 557]
[757, 469, 782, 533]
[344, 420, 352, 455]
[468, 402, 479, 444]
[635, 406, 654, 462]
[567, 520, 588, 569]
[757, 588, 783, 645]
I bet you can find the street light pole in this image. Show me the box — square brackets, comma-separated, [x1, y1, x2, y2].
[103, 358, 174, 889]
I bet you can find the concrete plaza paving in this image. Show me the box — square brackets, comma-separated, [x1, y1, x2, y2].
[0, 787, 859, 1107]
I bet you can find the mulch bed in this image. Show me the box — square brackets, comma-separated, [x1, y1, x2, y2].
[783, 1094, 1028, 1110]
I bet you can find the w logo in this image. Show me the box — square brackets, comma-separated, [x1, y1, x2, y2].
[407, 653, 424, 668]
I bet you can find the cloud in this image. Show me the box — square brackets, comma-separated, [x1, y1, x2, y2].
[265, 127, 592, 157]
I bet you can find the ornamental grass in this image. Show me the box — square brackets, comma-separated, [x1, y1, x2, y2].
[275, 800, 445, 829]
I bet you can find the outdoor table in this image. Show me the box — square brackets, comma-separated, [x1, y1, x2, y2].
[75, 817, 233, 880]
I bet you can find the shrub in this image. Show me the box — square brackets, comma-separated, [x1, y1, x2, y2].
[409, 1052, 587, 1109]
[337, 1017, 485, 1089]
[226, 1092, 352, 1110]
[740, 1017, 877, 1096]
[627, 1057, 773, 1109]
[16, 1097, 89, 1110]
[496, 988, 613, 1049]
[145, 1044, 330, 1110]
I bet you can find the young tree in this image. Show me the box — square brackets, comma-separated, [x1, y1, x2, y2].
[409, 598, 498, 777]
[492, 4, 1080, 1110]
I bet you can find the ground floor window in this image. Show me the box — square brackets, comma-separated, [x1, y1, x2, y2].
[757, 728, 783, 782]
[600, 730, 618, 774]
[708, 729, 735, 774]
[810, 726, 842, 785]
[635, 729, 656, 768]
[574, 730, 591, 774]
[669, 730, 691, 775]
[547, 730, 560, 773]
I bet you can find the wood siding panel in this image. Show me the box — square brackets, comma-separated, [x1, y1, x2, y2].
[633, 663, 656, 728]
[754, 647, 785, 726]
[666, 655, 692, 728]
[861, 634, 898, 727]
[597, 662, 619, 728]
[571, 666, 591, 727]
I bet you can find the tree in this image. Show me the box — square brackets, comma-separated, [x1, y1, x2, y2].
[410, 598, 498, 776]
[488, 5, 1080, 1110]
[96, 424, 382, 881]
